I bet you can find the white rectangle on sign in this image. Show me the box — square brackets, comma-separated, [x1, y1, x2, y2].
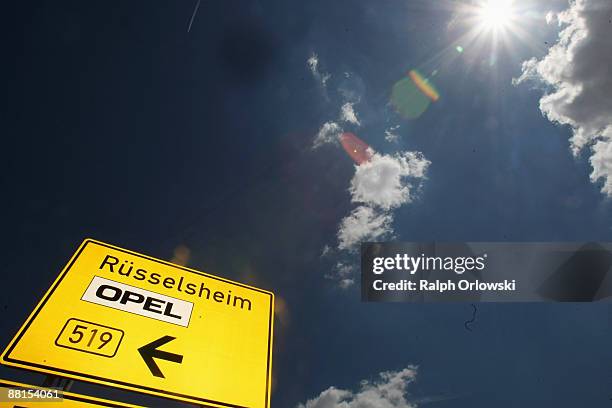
[81, 276, 193, 327]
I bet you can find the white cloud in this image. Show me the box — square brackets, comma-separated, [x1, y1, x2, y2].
[590, 128, 612, 195]
[321, 75, 331, 88]
[337, 206, 393, 251]
[320, 245, 332, 257]
[308, 52, 331, 88]
[340, 102, 361, 126]
[296, 366, 418, 408]
[514, 0, 612, 195]
[337, 278, 354, 289]
[333, 262, 353, 278]
[545, 11, 556, 25]
[307, 53, 319, 73]
[313, 121, 342, 149]
[324, 262, 355, 289]
[330, 151, 430, 283]
[385, 126, 400, 143]
[350, 152, 431, 210]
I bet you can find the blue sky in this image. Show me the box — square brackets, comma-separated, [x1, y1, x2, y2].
[1, 0, 612, 407]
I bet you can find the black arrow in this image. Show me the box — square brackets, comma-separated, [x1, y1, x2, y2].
[138, 336, 183, 378]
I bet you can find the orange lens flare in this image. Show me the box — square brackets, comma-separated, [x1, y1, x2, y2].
[408, 70, 439, 102]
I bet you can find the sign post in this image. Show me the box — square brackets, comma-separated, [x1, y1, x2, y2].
[1, 239, 274, 408]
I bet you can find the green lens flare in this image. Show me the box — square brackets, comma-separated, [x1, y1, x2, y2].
[391, 77, 431, 119]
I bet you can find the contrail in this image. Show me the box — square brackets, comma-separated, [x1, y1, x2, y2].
[187, 0, 201, 33]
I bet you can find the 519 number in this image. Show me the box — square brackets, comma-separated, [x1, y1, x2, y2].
[68, 324, 113, 349]
[55, 318, 124, 357]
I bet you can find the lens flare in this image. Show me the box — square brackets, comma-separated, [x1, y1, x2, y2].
[408, 70, 440, 102]
[340, 132, 373, 165]
[391, 70, 440, 119]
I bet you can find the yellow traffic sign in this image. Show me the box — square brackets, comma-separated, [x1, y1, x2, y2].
[1, 239, 274, 408]
[0, 378, 143, 407]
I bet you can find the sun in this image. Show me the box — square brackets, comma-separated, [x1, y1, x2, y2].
[444, 0, 538, 75]
[477, 0, 515, 31]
